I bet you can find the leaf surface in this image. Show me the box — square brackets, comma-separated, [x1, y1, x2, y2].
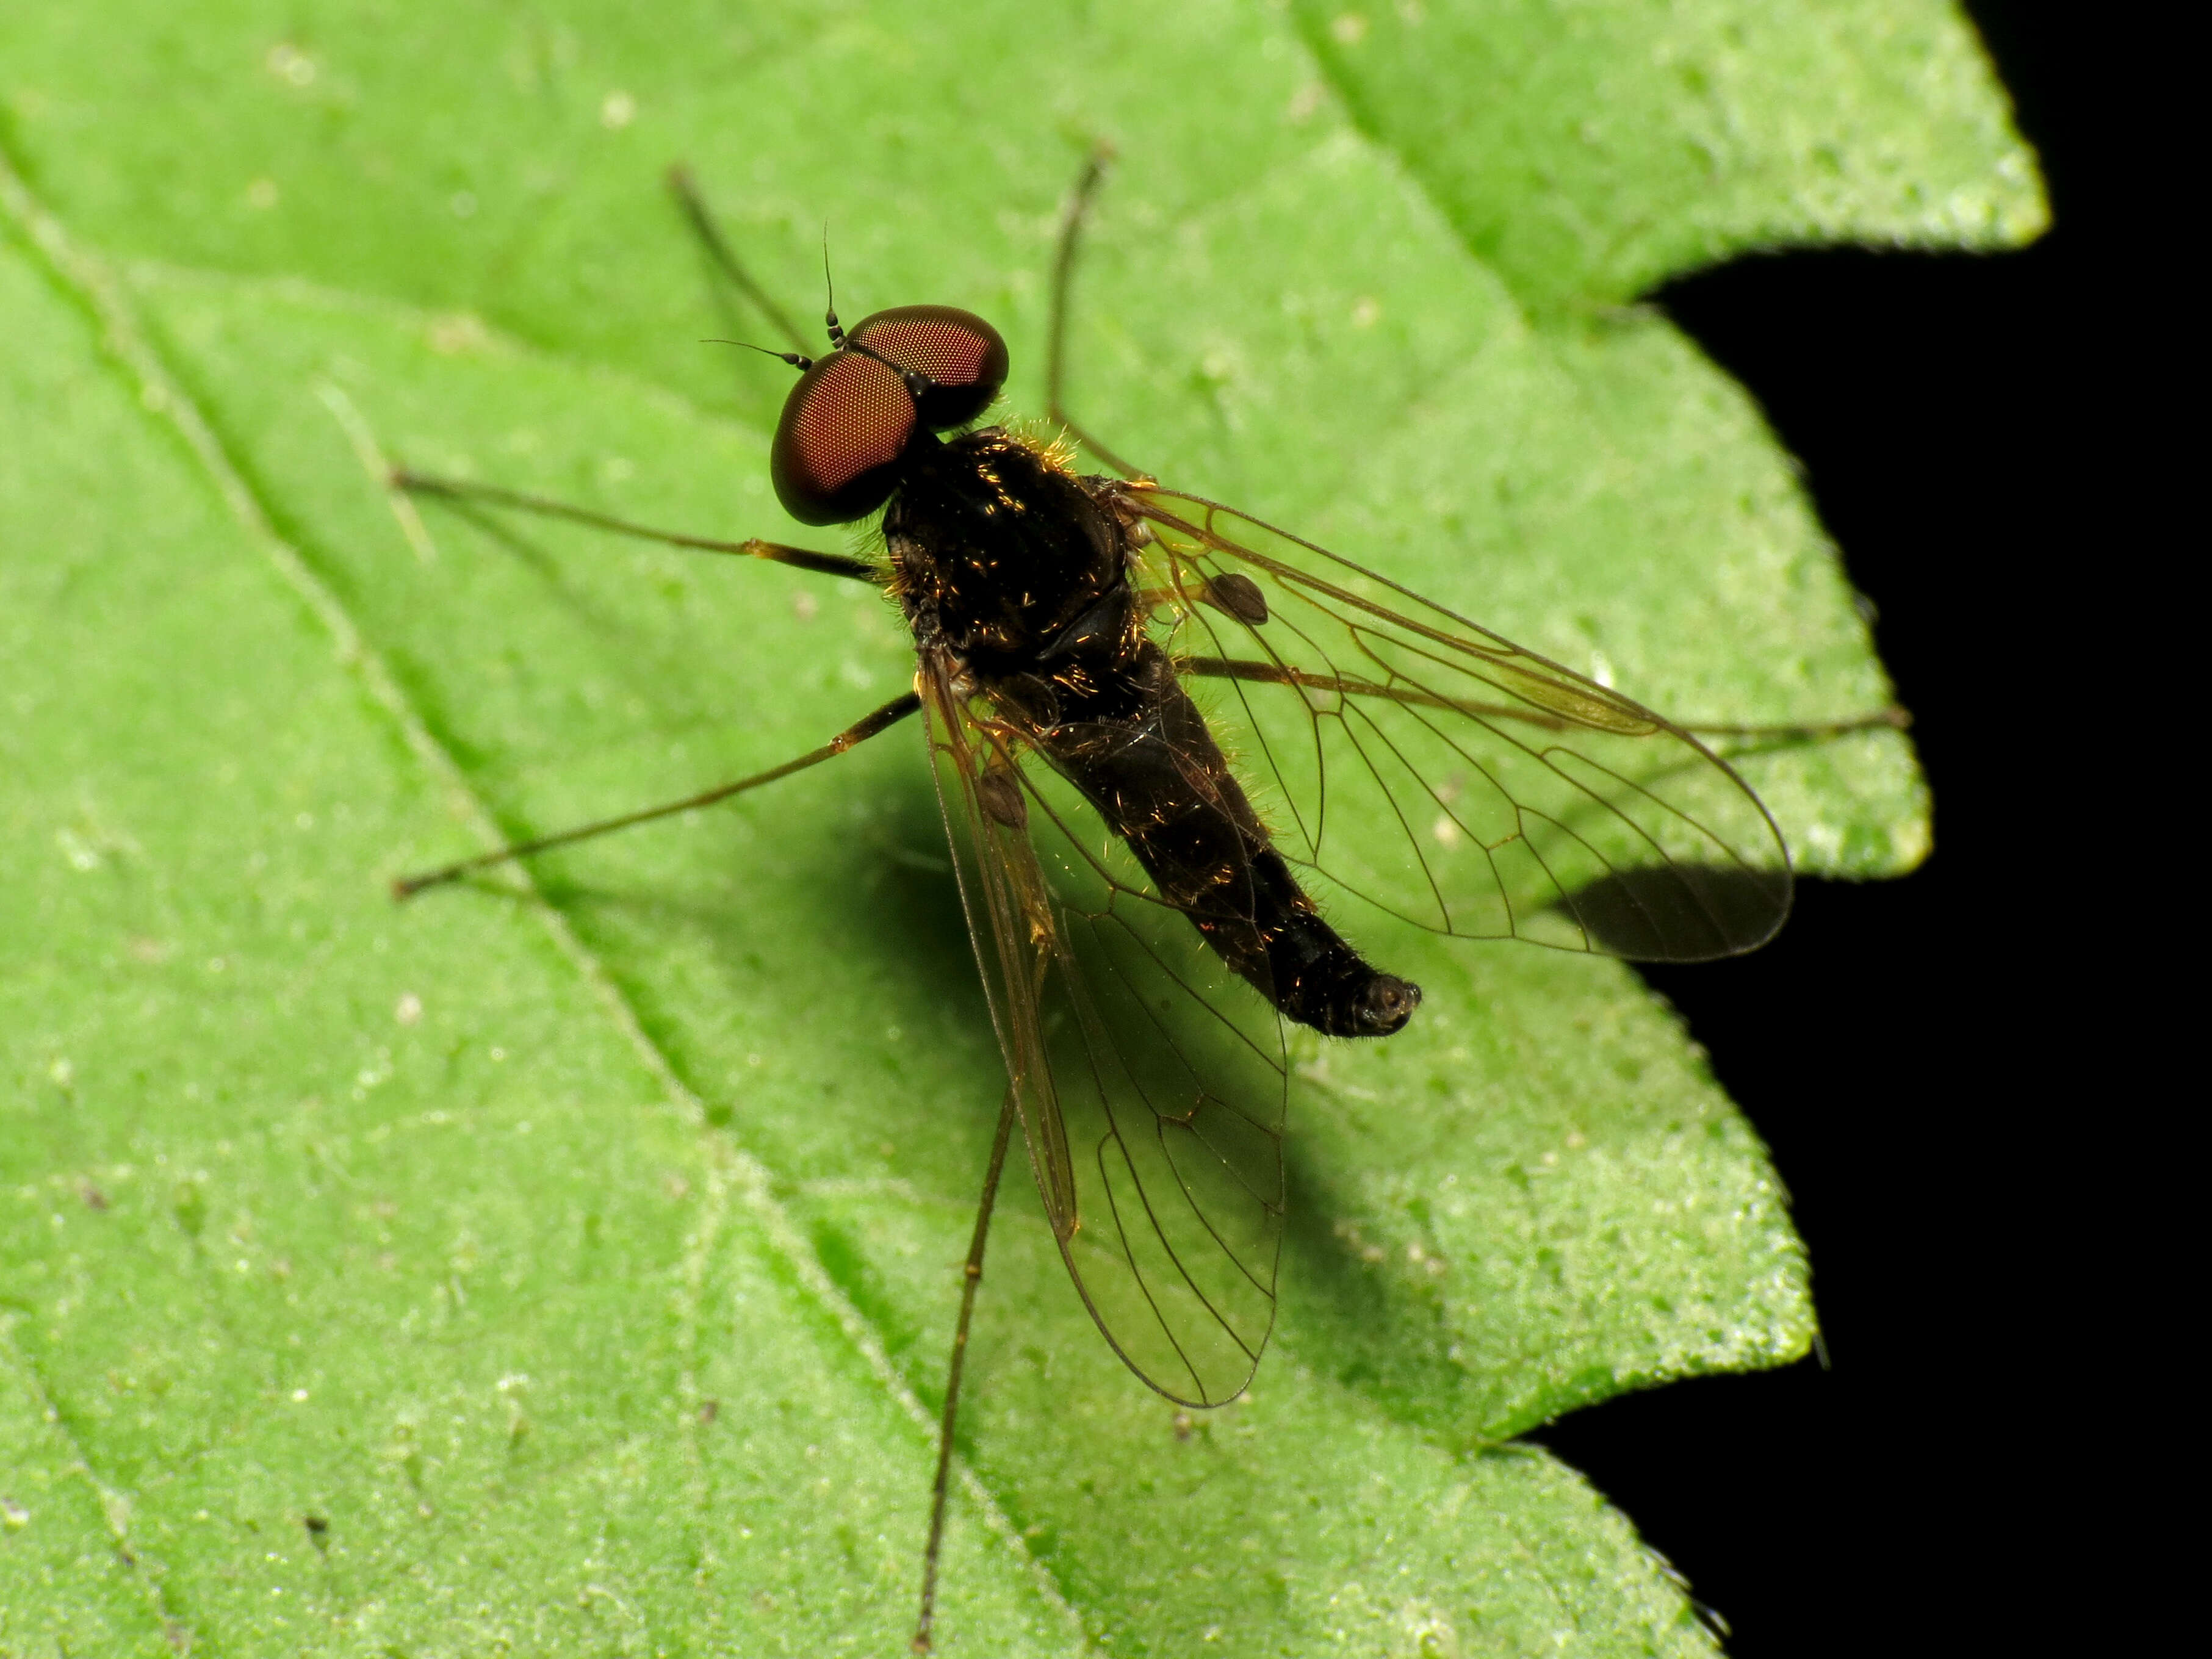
[0, 2, 2039, 1651]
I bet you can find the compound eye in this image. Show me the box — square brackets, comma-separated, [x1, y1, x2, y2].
[771, 350, 916, 525]
[849, 305, 1009, 431]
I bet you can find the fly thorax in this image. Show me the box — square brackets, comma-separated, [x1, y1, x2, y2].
[886, 431, 1127, 672]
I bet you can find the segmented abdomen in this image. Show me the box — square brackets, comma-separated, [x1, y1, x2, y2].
[1034, 647, 1419, 1039]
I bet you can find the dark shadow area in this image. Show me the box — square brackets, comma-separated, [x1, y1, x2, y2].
[555, 759, 992, 1067]
[1274, 1132, 1487, 1436]
[403, 492, 806, 752]
[537, 763, 998, 1366]
[1533, 9, 2119, 1655]
[415, 747, 995, 1142]
[1559, 863, 1792, 960]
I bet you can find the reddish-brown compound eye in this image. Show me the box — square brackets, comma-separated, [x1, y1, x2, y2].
[848, 305, 1009, 431]
[770, 349, 917, 525]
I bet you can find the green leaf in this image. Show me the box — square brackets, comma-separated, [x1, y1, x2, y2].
[0, 2, 2037, 1652]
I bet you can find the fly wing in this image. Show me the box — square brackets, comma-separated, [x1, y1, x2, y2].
[917, 654, 1285, 1408]
[1115, 484, 1791, 961]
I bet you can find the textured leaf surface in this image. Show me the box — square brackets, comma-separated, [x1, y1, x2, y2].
[1, 2, 2037, 1652]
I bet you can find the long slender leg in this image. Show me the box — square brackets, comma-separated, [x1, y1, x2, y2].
[912, 1088, 1018, 1656]
[1046, 149, 1147, 482]
[666, 163, 815, 356]
[1178, 655, 1910, 740]
[1669, 708, 1912, 740]
[394, 691, 921, 898]
[393, 470, 879, 583]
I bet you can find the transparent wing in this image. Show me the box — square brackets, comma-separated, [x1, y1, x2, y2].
[917, 653, 1286, 1408]
[1116, 484, 1792, 961]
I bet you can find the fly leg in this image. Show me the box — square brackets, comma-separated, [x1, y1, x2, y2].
[1178, 656, 1911, 744]
[392, 692, 921, 897]
[912, 1086, 1017, 1655]
[1676, 708, 1914, 742]
[1047, 147, 1148, 481]
[391, 470, 879, 583]
[666, 162, 815, 357]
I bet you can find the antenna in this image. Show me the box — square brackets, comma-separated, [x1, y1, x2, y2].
[822, 223, 845, 347]
[702, 339, 813, 372]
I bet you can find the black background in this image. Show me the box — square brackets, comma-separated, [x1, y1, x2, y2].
[1530, 6, 2106, 1654]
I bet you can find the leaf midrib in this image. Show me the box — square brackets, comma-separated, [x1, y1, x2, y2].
[0, 151, 1091, 1654]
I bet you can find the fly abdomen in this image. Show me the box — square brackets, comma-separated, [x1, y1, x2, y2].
[1251, 886, 1423, 1038]
[1034, 649, 1420, 1039]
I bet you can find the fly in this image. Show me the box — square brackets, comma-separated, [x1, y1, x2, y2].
[389, 153, 1903, 1652]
